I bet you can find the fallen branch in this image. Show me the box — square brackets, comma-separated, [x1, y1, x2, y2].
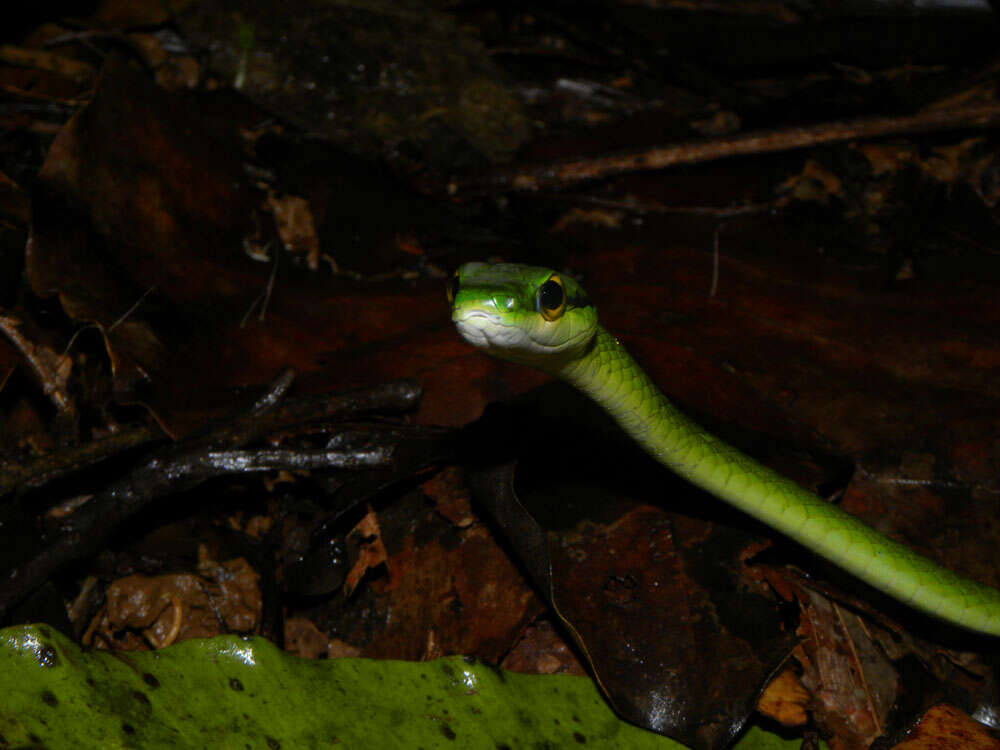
[0, 378, 429, 619]
[447, 103, 1000, 195]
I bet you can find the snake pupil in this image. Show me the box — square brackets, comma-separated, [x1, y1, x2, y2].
[538, 279, 564, 311]
[447, 272, 460, 304]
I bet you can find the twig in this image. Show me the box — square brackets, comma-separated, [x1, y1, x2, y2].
[0, 378, 427, 618]
[0, 424, 163, 497]
[0, 311, 76, 416]
[186, 447, 392, 473]
[107, 286, 157, 333]
[241, 243, 278, 327]
[250, 368, 296, 415]
[447, 104, 1000, 196]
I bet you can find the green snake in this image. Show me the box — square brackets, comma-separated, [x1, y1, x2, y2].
[449, 261, 1000, 636]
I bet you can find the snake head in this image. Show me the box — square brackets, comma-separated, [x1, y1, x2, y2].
[449, 262, 598, 368]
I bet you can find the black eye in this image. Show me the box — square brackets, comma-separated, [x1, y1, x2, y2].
[447, 271, 460, 305]
[537, 275, 566, 321]
[538, 280, 563, 310]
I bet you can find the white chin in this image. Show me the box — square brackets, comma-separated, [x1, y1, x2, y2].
[455, 318, 491, 349]
[454, 313, 527, 353]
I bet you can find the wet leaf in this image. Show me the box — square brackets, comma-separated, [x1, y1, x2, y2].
[0, 623, 672, 748]
[85, 549, 262, 651]
[892, 704, 1000, 750]
[464, 388, 806, 748]
[309, 492, 543, 664]
[0, 623, 821, 750]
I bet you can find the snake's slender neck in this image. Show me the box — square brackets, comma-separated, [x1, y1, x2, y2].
[553, 326, 1000, 636]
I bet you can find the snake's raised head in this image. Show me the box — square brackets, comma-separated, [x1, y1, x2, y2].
[449, 262, 598, 368]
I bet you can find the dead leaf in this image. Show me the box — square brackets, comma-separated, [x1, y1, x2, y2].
[501, 620, 587, 677]
[86, 548, 261, 650]
[892, 704, 1000, 750]
[268, 191, 320, 270]
[0, 311, 75, 416]
[284, 616, 332, 659]
[758, 668, 810, 727]
[343, 506, 388, 596]
[425, 465, 476, 528]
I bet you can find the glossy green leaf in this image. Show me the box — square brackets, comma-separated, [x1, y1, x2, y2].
[0, 625, 813, 748]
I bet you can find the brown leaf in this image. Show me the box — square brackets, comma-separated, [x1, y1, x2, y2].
[26, 55, 451, 435]
[424, 465, 476, 529]
[795, 590, 898, 748]
[312, 493, 543, 664]
[343, 507, 388, 596]
[501, 620, 587, 677]
[0, 311, 75, 416]
[268, 192, 320, 270]
[892, 704, 1000, 750]
[284, 616, 334, 660]
[758, 668, 810, 727]
[86, 548, 261, 651]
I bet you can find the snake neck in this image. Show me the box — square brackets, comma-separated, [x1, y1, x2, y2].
[549, 326, 1000, 636]
[549, 325, 825, 537]
[551, 326, 717, 479]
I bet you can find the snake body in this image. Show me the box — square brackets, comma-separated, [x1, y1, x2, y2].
[450, 261, 1000, 636]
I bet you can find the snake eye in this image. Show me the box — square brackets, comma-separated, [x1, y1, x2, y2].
[537, 274, 566, 321]
[446, 270, 460, 305]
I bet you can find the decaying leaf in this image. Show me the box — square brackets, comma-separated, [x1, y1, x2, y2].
[85, 546, 261, 650]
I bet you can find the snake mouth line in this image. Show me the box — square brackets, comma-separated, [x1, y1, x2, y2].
[454, 309, 593, 356]
[453, 310, 506, 349]
[452, 310, 496, 324]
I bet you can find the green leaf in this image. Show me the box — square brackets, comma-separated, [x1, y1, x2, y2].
[0, 625, 814, 748]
